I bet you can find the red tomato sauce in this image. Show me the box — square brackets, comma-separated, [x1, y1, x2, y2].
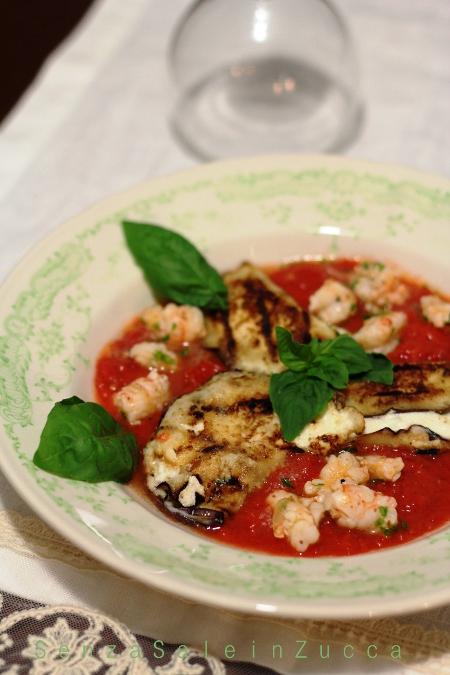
[270, 259, 450, 362]
[205, 445, 450, 556]
[95, 319, 226, 449]
[94, 259, 450, 557]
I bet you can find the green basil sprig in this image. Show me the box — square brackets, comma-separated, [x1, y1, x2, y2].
[33, 397, 138, 483]
[122, 221, 228, 311]
[270, 328, 394, 441]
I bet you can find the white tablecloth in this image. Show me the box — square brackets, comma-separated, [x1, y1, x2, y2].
[1, 0, 450, 672]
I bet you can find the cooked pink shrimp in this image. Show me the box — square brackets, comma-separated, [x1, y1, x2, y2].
[309, 315, 339, 340]
[351, 261, 409, 313]
[304, 451, 369, 496]
[420, 295, 450, 328]
[141, 303, 206, 346]
[360, 455, 404, 482]
[353, 312, 406, 353]
[304, 451, 404, 495]
[309, 279, 357, 325]
[114, 371, 170, 424]
[267, 490, 325, 553]
[129, 341, 177, 369]
[324, 483, 398, 533]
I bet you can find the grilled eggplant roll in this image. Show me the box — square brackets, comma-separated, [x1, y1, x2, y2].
[144, 371, 289, 518]
[343, 363, 450, 415]
[145, 364, 450, 522]
[204, 262, 309, 374]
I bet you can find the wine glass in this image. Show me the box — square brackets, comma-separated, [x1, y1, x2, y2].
[169, 0, 362, 159]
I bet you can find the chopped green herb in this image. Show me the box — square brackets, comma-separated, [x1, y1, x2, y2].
[380, 520, 408, 537]
[280, 477, 294, 489]
[375, 505, 393, 534]
[154, 350, 176, 365]
[180, 346, 190, 357]
[361, 260, 385, 271]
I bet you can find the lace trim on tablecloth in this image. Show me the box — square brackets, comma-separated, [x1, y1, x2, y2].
[1, 508, 450, 673]
[0, 592, 242, 674]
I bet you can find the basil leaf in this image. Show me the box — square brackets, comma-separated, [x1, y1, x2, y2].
[359, 353, 394, 384]
[33, 397, 138, 483]
[308, 357, 349, 389]
[59, 395, 84, 406]
[122, 221, 227, 311]
[275, 326, 312, 371]
[317, 334, 372, 375]
[270, 372, 333, 442]
[271, 327, 395, 440]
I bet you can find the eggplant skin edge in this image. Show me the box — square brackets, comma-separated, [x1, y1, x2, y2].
[358, 423, 450, 452]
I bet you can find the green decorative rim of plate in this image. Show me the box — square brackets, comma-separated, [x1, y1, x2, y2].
[1, 155, 450, 619]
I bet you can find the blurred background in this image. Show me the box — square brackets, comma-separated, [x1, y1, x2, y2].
[1, 1, 94, 124]
[0, 0, 449, 269]
[2, 1, 449, 163]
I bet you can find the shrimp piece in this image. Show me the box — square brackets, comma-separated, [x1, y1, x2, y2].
[360, 455, 404, 482]
[129, 341, 177, 369]
[272, 451, 402, 542]
[351, 261, 409, 313]
[267, 490, 325, 553]
[325, 483, 398, 533]
[304, 451, 369, 496]
[309, 315, 338, 340]
[141, 303, 206, 346]
[304, 452, 405, 496]
[114, 371, 170, 424]
[353, 312, 406, 353]
[420, 295, 450, 328]
[309, 315, 349, 340]
[309, 280, 357, 325]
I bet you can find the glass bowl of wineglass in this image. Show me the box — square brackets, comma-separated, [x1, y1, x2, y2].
[169, 0, 362, 159]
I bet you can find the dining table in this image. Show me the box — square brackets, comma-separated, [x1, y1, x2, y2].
[0, 0, 450, 672]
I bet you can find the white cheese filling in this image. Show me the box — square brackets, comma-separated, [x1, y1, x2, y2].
[293, 402, 364, 452]
[292, 404, 450, 453]
[364, 410, 450, 440]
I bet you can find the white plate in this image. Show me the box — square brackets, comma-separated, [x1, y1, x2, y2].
[1, 154, 450, 619]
